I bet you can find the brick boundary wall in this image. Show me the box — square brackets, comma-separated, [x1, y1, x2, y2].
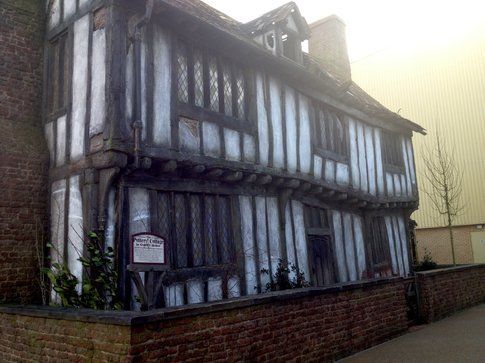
[0, 0, 49, 304]
[417, 264, 485, 323]
[0, 278, 409, 362]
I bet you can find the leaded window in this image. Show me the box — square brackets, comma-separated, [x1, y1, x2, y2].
[174, 38, 248, 122]
[313, 103, 348, 157]
[156, 191, 236, 269]
[176, 42, 189, 104]
[382, 132, 404, 167]
[46, 32, 69, 117]
[369, 217, 392, 277]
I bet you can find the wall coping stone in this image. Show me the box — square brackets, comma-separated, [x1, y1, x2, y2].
[416, 264, 485, 277]
[0, 276, 405, 326]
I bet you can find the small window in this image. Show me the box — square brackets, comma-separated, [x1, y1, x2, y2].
[369, 217, 392, 277]
[314, 104, 348, 157]
[175, 39, 248, 122]
[157, 191, 236, 269]
[305, 206, 337, 286]
[46, 32, 69, 117]
[281, 32, 301, 62]
[382, 132, 403, 167]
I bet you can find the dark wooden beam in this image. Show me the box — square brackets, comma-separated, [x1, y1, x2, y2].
[205, 168, 224, 179]
[222, 171, 243, 182]
[242, 173, 257, 183]
[161, 160, 177, 173]
[284, 179, 300, 189]
[256, 174, 272, 185]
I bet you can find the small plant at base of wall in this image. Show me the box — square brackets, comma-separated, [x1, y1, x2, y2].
[261, 259, 310, 292]
[414, 248, 438, 271]
[42, 232, 122, 310]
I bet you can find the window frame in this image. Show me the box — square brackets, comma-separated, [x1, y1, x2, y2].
[173, 37, 254, 134]
[382, 131, 405, 171]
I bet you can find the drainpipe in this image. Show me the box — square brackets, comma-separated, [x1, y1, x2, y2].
[130, 0, 154, 168]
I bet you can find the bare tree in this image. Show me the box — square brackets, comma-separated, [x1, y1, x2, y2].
[421, 130, 464, 265]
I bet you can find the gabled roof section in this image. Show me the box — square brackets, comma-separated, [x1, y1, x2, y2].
[242, 2, 311, 40]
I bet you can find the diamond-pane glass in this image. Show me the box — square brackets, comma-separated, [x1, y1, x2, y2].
[208, 57, 219, 112]
[236, 71, 245, 120]
[223, 66, 232, 117]
[174, 194, 188, 268]
[193, 51, 204, 107]
[319, 109, 327, 149]
[204, 195, 218, 265]
[176, 43, 189, 103]
[190, 195, 203, 266]
[218, 197, 234, 264]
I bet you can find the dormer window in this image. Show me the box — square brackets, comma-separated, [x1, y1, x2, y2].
[244, 2, 310, 65]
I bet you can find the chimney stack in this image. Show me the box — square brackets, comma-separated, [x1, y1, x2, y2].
[309, 15, 351, 83]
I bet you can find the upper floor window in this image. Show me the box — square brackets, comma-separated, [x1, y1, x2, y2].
[45, 32, 69, 118]
[382, 132, 403, 168]
[176, 39, 248, 122]
[313, 103, 348, 158]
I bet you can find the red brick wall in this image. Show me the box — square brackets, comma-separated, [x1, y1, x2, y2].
[0, 279, 409, 362]
[417, 264, 485, 323]
[0, 0, 48, 303]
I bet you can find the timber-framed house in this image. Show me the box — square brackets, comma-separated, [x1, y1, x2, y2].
[44, 0, 424, 309]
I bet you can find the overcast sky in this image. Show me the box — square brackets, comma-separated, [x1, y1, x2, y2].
[203, 0, 485, 62]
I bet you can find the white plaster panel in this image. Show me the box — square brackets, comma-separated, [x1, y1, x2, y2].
[298, 94, 312, 174]
[48, 0, 60, 30]
[400, 174, 408, 197]
[63, 0, 76, 20]
[202, 122, 221, 157]
[153, 25, 172, 147]
[286, 15, 298, 32]
[374, 129, 385, 196]
[392, 216, 405, 276]
[255, 196, 270, 288]
[50, 179, 66, 265]
[267, 197, 281, 276]
[385, 216, 399, 275]
[314, 155, 323, 179]
[256, 73, 269, 166]
[343, 212, 357, 281]
[291, 200, 309, 280]
[336, 163, 350, 186]
[208, 277, 223, 302]
[398, 216, 410, 276]
[56, 115, 66, 167]
[365, 126, 377, 196]
[243, 133, 256, 163]
[239, 196, 257, 294]
[45, 121, 55, 164]
[285, 87, 297, 173]
[357, 122, 368, 193]
[187, 279, 204, 304]
[285, 202, 296, 280]
[129, 188, 150, 235]
[125, 45, 134, 129]
[269, 78, 284, 168]
[50, 178, 66, 303]
[68, 175, 84, 292]
[228, 276, 241, 298]
[348, 118, 360, 189]
[140, 32, 147, 141]
[78, 0, 91, 9]
[402, 138, 412, 197]
[105, 188, 116, 252]
[325, 159, 335, 184]
[353, 215, 366, 280]
[332, 210, 348, 282]
[179, 117, 200, 153]
[71, 15, 89, 161]
[164, 283, 184, 307]
[89, 28, 106, 136]
[394, 174, 402, 197]
[224, 128, 241, 161]
[386, 172, 394, 197]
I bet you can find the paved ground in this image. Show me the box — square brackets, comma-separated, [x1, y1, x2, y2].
[341, 304, 485, 363]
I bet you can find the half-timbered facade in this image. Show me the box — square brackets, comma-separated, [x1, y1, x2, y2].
[44, 0, 424, 309]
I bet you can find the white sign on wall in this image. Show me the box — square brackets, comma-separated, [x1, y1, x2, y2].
[131, 233, 168, 266]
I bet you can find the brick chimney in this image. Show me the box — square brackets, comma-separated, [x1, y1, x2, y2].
[309, 15, 351, 83]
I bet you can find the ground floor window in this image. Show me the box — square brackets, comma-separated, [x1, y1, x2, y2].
[369, 216, 392, 277]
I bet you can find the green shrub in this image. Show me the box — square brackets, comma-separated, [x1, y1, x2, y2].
[261, 259, 310, 292]
[414, 248, 438, 271]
